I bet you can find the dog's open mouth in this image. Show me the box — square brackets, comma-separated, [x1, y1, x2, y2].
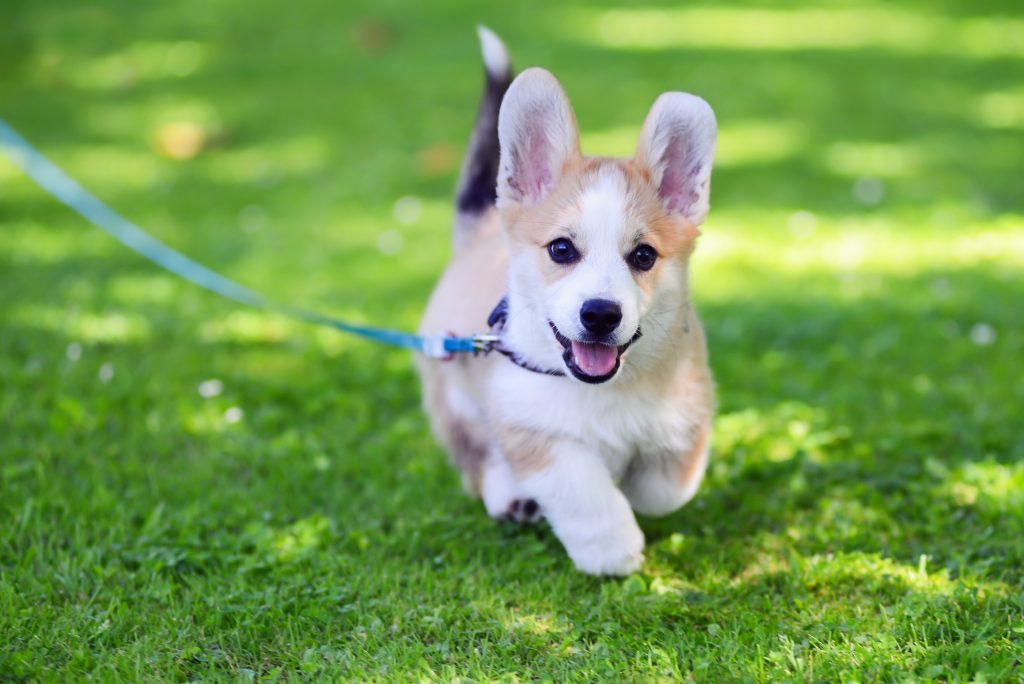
[549, 323, 642, 384]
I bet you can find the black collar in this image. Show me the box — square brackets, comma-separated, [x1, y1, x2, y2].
[486, 296, 566, 377]
[492, 345, 566, 377]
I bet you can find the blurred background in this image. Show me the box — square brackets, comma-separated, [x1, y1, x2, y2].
[1, 0, 1022, 679]
[2, 0, 1021, 338]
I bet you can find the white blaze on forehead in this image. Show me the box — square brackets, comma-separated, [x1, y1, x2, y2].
[577, 167, 630, 252]
[574, 166, 635, 299]
[546, 164, 642, 344]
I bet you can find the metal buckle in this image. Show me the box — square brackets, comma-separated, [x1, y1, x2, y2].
[470, 333, 501, 354]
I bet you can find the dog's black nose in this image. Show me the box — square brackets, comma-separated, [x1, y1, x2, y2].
[580, 299, 622, 336]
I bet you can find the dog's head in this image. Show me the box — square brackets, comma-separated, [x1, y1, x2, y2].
[496, 68, 717, 384]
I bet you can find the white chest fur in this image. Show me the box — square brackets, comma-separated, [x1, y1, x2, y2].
[488, 361, 697, 480]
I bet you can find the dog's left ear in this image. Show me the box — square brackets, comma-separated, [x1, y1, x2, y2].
[635, 93, 717, 225]
[497, 68, 581, 208]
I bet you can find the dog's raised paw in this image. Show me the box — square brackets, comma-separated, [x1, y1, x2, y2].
[498, 498, 543, 525]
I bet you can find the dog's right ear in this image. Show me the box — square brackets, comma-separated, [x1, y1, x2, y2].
[497, 68, 581, 208]
[634, 92, 717, 226]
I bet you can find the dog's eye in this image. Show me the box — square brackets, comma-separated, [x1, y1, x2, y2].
[547, 238, 580, 265]
[627, 244, 658, 271]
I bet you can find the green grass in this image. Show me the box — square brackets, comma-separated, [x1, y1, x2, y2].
[2, 0, 1023, 680]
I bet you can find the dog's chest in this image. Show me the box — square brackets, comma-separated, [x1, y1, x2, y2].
[491, 367, 696, 477]
[573, 386, 694, 477]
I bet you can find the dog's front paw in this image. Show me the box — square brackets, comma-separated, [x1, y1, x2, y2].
[497, 498, 543, 525]
[563, 521, 645, 576]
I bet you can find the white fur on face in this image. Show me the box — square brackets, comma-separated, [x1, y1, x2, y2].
[546, 168, 643, 345]
[624, 258, 687, 380]
[503, 165, 692, 377]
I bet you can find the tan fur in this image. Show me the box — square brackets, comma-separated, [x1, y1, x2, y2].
[416, 211, 508, 494]
[419, 210, 508, 338]
[667, 323, 715, 488]
[493, 424, 553, 478]
[676, 420, 711, 487]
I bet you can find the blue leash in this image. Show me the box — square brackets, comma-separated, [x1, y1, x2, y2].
[0, 118, 498, 358]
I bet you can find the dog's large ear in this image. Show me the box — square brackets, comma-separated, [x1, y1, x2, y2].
[635, 93, 717, 225]
[497, 68, 581, 207]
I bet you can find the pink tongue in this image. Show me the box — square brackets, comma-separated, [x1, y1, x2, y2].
[571, 341, 618, 376]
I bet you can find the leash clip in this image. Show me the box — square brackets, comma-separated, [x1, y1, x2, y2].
[470, 333, 501, 354]
[422, 333, 501, 359]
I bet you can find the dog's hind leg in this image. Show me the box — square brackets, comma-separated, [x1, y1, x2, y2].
[452, 26, 513, 251]
[621, 421, 711, 517]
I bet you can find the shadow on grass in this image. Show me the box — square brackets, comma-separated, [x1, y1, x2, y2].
[4, 234, 1021, 582]
[636, 265, 1023, 582]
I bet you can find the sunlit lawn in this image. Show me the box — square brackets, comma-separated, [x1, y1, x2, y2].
[2, 0, 1023, 680]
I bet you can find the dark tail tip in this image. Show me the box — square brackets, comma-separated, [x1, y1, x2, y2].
[455, 26, 513, 220]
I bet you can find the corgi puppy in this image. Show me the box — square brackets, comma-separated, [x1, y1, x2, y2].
[417, 28, 717, 576]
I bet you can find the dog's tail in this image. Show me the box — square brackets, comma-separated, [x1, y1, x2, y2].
[453, 26, 513, 247]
